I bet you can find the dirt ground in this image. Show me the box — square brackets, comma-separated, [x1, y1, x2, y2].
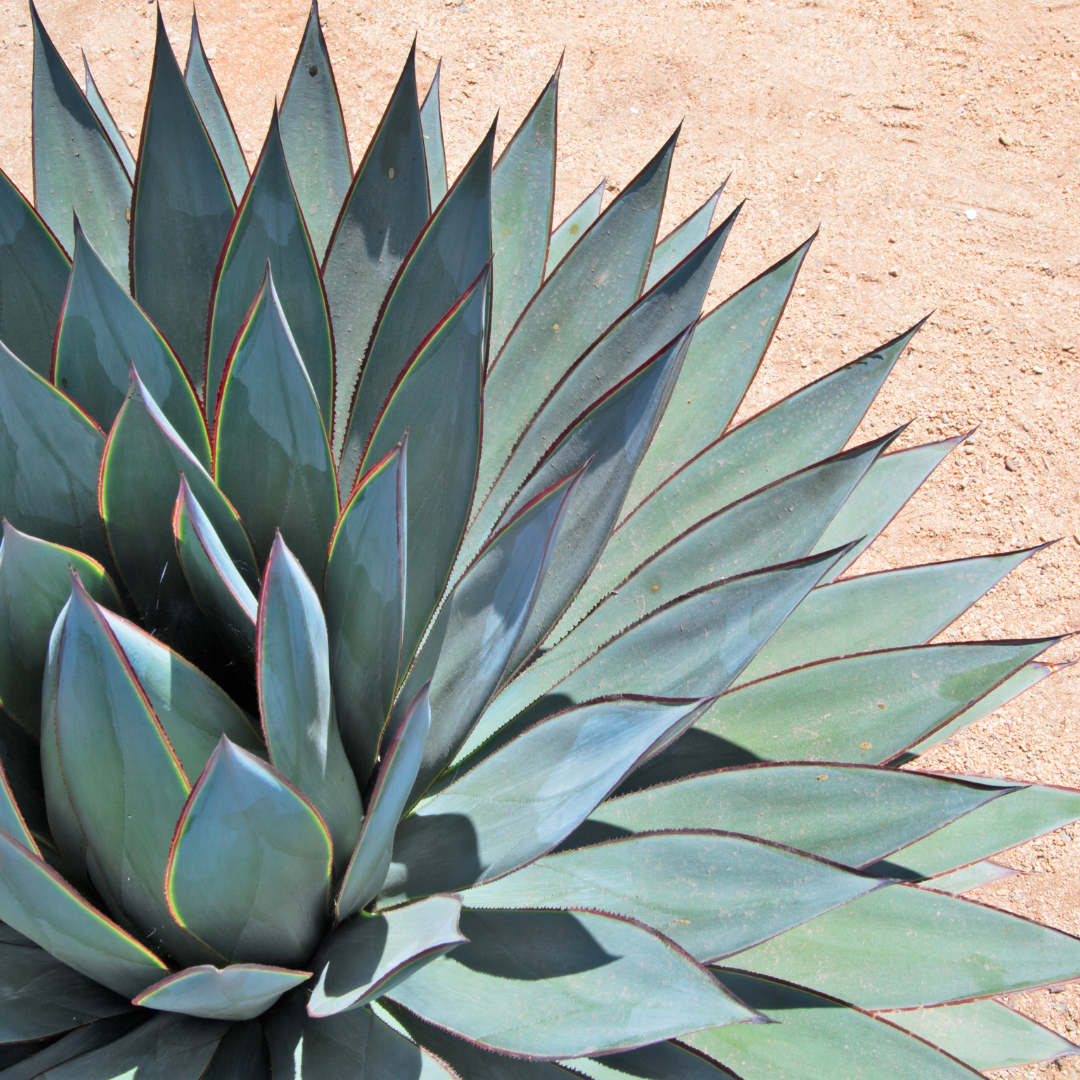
[0, 0, 1077, 1073]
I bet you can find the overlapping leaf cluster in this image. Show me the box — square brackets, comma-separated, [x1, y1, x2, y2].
[0, 3, 1076, 1077]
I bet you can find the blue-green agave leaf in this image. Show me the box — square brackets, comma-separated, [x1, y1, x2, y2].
[626, 235, 814, 512]
[134, 964, 311, 1021]
[358, 267, 487, 667]
[173, 474, 258, 661]
[29, 2, 130, 279]
[490, 64, 559, 353]
[166, 737, 332, 967]
[324, 440, 405, 785]
[310, 894, 466, 1017]
[196, 1020, 272, 1080]
[55, 219, 210, 466]
[52, 573, 212, 966]
[465, 830, 885, 963]
[644, 182, 723, 293]
[569, 1041, 738, 1080]
[480, 129, 677, 500]
[0, 828, 168, 998]
[631, 638, 1059, 785]
[340, 121, 495, 496]
[386, 908, 761, 1059]
[812, 433, 965, 582]
[728, 884, 1080, 1009]
[206, 109, 334, 425]
[391, 468, 579, 807]
[257, 533, 362, 873]
[100, 369, 257, 650]
[0, 341, 107, 565]
[0, 754, 35, 852]
[184, 11, 249, 202]
[0, 710, 46, 850]
[267, 988, 458, 1079]
[0, 521, 119, 735]
[580, 764, 1014, 869]
[684, 971, 982, 1080]
[336, 685, 430, 920]
[279, 0, 352, 260]
[26, 1012, 229, 1080]
[737, 545, 1044, 685]
[130, 13, 235, 397]
[323, 46, 429, 456]
[0, 167, 71, 378]
[81, 53, 135, 182]
[420, 62, 447, 207]
[878, 998, 1080, 1071]
[921, 860, 1016, 896]
[545, 178, 605, 278]
[380, 697, 712, 903]
[0, 939, 133, 1043]
[213, 265, 339, 583]
[0, 1015, 144, 1079]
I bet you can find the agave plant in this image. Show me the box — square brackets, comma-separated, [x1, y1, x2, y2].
[0, 2, 1076, 1077]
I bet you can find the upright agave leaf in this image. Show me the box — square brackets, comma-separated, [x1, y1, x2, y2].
[419, 61, 447, 207]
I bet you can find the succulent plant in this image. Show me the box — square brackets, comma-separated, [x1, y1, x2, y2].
[0, 2, 1076, 1077]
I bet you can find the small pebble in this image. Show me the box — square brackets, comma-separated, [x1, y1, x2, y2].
[1005, 456, 1021, 472]
[965, 208, 978, 221]
[888, 267, 899, 277]
[1033, 366, 1045, 374]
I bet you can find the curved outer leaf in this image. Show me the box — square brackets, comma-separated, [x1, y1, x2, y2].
[616, 320, 922, 579]
[878, 998, 1080, 1071]
[100, 369, 257, 643]
[184, 11, 249, 203]
[130, 13, 235, 398]
[873, 780, 1080, 880]
[737, 546, 1043, 685]
[467, 207, 738, 566]
[545, 178, 605, 278]
[490, 65, 558, 353]
[580, 764, 1014, 870]
[213, 266, 339, 583]
[420, 62, 447, 208]
[904, 660, 1053, 758]
[82, 54, 136, 182]
[323, 46, 429, 456]
[569, 1042, 738, 1080]
[625, 236, 814, 513]
[134, 964, 311, 1021]
[206, 109, 334, 426]
[0, 521, 119, 735]
[544, 430, 892, 681]
[0, 828, 168, 998]
[0, 711, 46, 848]
[0, 754, 36, 852]
[0, 340, 108, 566]
[727, 884, 1080, 1009]
[480, 130, 676, 501]
[812, 434, 965, 582]
[386, 908, 760, 1060]
[922, 859, 1017, 896]
[55, 220, 211, 467]
[100, 604, 263, 781]
[632, 639, 1058, 784]
[267, 988, 458, 1080]
[29, 2, 130, 279]
[0, 167, 71, 379]
[340, 120, 494, 497]
[684, 971, 982, 1080]
[173, 474, 258, 660]
[380, 697, 712, 904]
[279, 0, 353, 260]
[310, 894, 466, 1017]
[0, 1014, 145, 1079]
[336, 685, 431, 920]
[643, 184, 723, 293]
[390, 469, 580, 807]
[0, 940, 133, 1043]
[464, 830, 885, 963]
[30, 1012, 228, 1080]
[357, 267, 487, 666]
[52, 573, 212, 966]
[496, 329, 690, 677]
[257, 534, 362, 873]
[324, 440, 405, 784]
[166, 737, 333, 967]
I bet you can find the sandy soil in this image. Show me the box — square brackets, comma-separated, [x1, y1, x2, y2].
[0, 0, 1077, 1074]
